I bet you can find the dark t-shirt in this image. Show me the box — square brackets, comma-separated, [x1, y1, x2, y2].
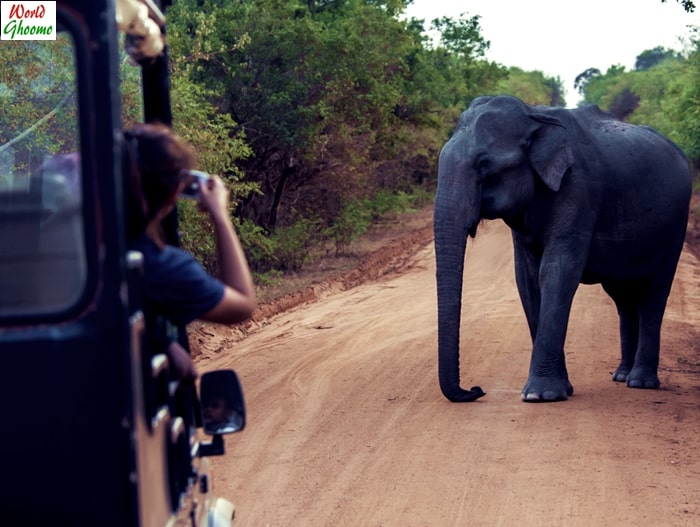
[130, 235, 225, 325]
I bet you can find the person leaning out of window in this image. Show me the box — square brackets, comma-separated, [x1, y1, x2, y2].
[122, 123, 256, 376]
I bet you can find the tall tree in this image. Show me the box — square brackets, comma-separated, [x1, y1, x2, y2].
[635, 46, 681, 70]
[661, 0, 696, 12]
[609, 88, 641, 120]
[574, 67, 601, 95]
[167, 0, 501, 232]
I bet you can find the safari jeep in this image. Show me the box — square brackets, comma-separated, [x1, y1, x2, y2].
[0, 1, 245, 525]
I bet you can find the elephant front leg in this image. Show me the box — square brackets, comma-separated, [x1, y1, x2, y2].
[522, 339, 574, 401]
[520, 256, 580, 402]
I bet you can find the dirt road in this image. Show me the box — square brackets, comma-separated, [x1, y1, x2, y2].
[195, 220, 700, 527]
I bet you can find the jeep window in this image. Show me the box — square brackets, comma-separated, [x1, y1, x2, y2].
[0, 33, 84, 318]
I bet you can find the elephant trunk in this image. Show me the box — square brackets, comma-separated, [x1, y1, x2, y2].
[434, 150, 486, 402]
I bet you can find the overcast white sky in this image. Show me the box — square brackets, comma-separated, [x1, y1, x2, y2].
[404, 0, 700, 106]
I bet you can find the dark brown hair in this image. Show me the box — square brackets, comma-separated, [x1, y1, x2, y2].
[123, 123, 196, 244]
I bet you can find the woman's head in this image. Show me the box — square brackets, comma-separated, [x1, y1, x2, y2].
[123, 123, 196, 244]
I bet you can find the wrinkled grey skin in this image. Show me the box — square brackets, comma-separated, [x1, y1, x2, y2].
[434, 95, 692, 402]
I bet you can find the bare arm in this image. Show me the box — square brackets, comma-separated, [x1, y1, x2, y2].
[197, 175, 256, 324]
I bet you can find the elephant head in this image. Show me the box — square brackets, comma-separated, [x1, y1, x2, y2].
[434, 95, 574, 402]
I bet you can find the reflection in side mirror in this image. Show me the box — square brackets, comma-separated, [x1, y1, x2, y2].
[200, 370, 246, 436]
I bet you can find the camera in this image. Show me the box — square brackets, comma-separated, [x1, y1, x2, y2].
[179, 170, 210, 199]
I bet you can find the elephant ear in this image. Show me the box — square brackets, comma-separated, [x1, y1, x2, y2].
[527, 114, 574, 192]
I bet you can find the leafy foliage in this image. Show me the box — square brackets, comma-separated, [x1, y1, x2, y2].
[609, 88, 640, 120]
[6, 1, 694, 280]
[662, 0, 696, 13]
[325, 188, 427, 255]
[495, 68, 566, 107]
[579, 39, 700, 165]
[664, 46, 700, 160]
[165, 0, 505, 237]
[574, 68, 601, 96]
[161, 0, 696, 275]
[635, 46, 682, 70]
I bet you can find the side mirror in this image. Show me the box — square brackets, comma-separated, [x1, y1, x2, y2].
[200, 370, 246, 436]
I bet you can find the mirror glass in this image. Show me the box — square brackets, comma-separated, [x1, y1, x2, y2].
[200, 370, 246, 435]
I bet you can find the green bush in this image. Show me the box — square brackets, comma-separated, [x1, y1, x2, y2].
[181, 183, 436, 277]
[324, 189, 432, 256]
[178, 200, 217, 273]
[326, 198, 373, 255]
[270, 218, 322, 271]
[371, 189, 415, 220]
[237, 218, 277, 273]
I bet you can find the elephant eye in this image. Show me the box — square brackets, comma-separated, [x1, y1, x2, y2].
[475, 155, 490, 176]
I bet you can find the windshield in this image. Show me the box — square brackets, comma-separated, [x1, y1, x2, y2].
[0, 32, 85, 318]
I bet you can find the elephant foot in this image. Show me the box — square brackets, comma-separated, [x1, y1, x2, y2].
[612, 365, 630, 383]
[521, 376, 574, 402]
[626, 367, 660, 389]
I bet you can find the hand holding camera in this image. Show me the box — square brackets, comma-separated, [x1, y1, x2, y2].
[180, 170, 231, 224]
[179, 170, 211, 199]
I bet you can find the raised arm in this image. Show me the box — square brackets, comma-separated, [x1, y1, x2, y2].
[198, 175, 256, 324]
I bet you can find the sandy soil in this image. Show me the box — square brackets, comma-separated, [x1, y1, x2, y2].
[193, 211, 700, 527]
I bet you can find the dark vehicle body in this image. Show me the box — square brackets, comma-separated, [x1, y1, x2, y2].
[0, 1, 244, 525]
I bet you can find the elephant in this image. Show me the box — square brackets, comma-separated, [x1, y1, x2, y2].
[434, 95, 692, 403]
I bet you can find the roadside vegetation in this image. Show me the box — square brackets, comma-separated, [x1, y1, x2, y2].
[575, 40, 700, 164]
[158, 0, 580, 282]
[162, 0, 698, 284]
[2, 1, 697, 285]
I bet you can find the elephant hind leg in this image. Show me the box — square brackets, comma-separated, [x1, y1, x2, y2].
[602, 282, 640, 383]
[627, 283, 671, 389]
[604, 277, 669, 389]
